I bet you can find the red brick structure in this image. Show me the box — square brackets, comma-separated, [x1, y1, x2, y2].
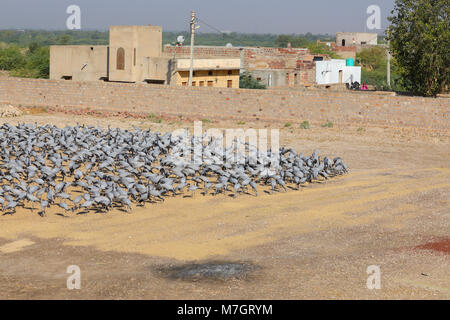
[163, 45, 329, 88]
[316, 40, 357, 60]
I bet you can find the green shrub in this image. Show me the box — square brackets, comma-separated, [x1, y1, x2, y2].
[321, 121, 333, 128]
[239, 72, 266, 89]
[0, 45, 26, 70]
[147, 113, 162, 123]
[300, 121, 310, 129]
[0, 44, 49, 78]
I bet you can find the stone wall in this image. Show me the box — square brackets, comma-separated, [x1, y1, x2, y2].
[0, 77, 448, 130]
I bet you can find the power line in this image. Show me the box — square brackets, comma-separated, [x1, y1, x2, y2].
[196, 17, 225, 35]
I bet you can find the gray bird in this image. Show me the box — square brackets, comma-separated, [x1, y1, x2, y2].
[0, 123, 347, 216]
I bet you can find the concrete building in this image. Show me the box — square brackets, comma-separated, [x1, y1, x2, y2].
[173, 58, 240, 88]
[50, 25, 238, 88]
[315, 59, 361, 85]
[50, 45, 109, 81]
[336, 32, 378, 50]
[108, 25, 167, 83]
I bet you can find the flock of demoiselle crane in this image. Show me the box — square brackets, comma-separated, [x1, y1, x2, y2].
[0, 123, 348, 216]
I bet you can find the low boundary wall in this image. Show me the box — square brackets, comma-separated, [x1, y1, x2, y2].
[0, 77, 448, 130]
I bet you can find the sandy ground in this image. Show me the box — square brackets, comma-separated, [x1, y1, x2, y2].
[0, 113, 449, 299]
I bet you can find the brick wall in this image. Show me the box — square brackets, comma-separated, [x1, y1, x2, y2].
[163, 45, 322, 70]
[163, 45, 329, 87]
[0, 77, 448, 130]
[163, 45, 310, 59]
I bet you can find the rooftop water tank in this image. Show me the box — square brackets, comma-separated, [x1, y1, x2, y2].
[346, 58, 355, 66]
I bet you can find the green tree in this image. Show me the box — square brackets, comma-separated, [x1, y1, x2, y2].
[387, 0, 449, 96]
[0, 45, 26, 70]
[27, 42, 40, 55]
[357, 46, 387, 71]
[275, 35, 309, 48]
[11, 46, 49, 78]
[306, 43, 340, 58]
[57, 34, 72, 45]
[357, 46, 404, 90]
[239, 72, 266, 89]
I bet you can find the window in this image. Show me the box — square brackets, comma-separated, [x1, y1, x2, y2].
[192, 81, 196, 86]
[228, 70, 232, 75]
[207, 81, 213, 87]
[208, 71, 213, 76]
[182, 82, 187, 86]
[341, 39, 345, 46]
[117, 47, 125, 70]
[133, 48, 136, 66]
[199, 81, 204, 87]
[256, 77, 262, 81]
[144, 79, 165, 84]
[227, 80, 233, 88]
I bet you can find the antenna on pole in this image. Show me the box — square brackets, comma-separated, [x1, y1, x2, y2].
[176, 35, 185, 46]
[188, 10, 199, 86]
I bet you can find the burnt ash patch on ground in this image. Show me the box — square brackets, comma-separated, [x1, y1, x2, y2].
[155, 261, 257, 282]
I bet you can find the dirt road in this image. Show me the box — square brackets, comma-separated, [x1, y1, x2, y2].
[0, 113, 448, 299]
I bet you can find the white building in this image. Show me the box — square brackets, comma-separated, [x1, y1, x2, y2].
[315, 59, 361, 85]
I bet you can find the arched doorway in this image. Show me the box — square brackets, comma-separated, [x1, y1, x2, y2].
[116, 48, 125, 70]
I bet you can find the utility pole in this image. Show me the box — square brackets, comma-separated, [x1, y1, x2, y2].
[188, 10, 198, 86]
[386, 27, 391, 88]
[386, 40, 391, 88]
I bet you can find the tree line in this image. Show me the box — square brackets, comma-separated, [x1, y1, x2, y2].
[0, 30, 334, 48]
[0, 43, 49, 78]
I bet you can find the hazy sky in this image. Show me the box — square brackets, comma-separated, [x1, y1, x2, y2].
[0, 0, 394, 34]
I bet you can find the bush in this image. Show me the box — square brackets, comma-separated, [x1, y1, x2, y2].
[321, 121, 333, 128]
[357, 47, 403, 91]
[300, 121, 310, 129]
[239, 72, 266, 89]
[0, 45, 26, 70]
[147, 113, 163, 123]
[0, 44, 49, 78]
[306, 43, 340, 59]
